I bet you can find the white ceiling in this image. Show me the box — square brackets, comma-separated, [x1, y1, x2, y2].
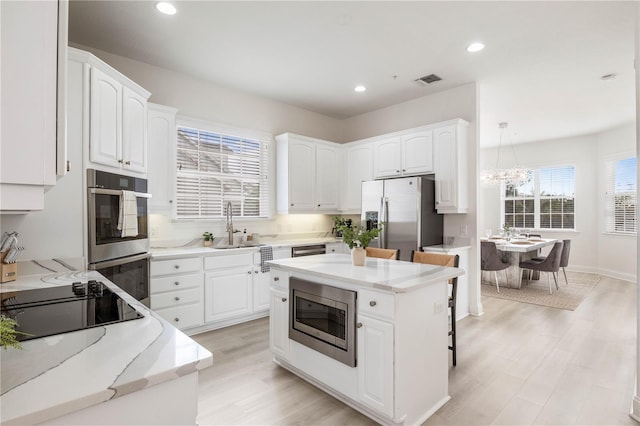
[68, 1, 636, 147]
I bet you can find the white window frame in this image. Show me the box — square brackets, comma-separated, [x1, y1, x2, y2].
[500, 164, 576, 231]
[604, 153, 637, 235]
[172, 116, 274, 220]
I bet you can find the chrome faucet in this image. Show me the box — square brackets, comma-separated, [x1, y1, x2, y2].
[226, 201, 234, 245]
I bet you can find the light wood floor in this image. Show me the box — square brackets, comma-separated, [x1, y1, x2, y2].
[193, 275, 637, 425]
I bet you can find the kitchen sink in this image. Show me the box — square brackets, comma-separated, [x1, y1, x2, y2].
[212, 243, 265, 249]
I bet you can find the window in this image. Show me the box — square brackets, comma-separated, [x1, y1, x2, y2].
[502, 165, 575, 230]
[175, 124, 270, 219]
[605, 156, 637, 234]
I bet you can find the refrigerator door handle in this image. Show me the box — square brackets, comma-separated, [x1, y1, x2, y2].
[379, 197, 385, 248]
[380, 197, 389, 249]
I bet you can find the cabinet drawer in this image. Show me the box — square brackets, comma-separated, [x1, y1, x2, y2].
[151, 257, 201, 276]
[205, 253, 252, 270]
[154, 303, 203, 330]
[270, 270, 290, 291]
[151, 272, 202, 293]
[358, 289, 395, 321]
[151, 287, 201, 310]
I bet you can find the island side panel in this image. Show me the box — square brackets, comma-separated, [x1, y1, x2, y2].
[395, 279, 450, 424]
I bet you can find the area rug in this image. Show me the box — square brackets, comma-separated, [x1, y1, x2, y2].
[481, 271, 601, 311]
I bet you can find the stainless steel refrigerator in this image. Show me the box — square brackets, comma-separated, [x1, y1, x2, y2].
[361, 176, 443, 262]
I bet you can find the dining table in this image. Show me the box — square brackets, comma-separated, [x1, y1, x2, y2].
[482, 237, 557, 289]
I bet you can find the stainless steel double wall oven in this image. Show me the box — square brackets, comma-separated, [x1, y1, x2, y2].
[87, 169, 151, 307]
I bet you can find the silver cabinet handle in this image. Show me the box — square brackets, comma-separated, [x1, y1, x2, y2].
[118, 159, 124, 163]
[281, 297, 287, 302]
[356, 322, 363, 328]
[274, 276, 280, 281]
[174, 317, 180, 322]
[255, 270, 260, 274]
[317, 204, 320, 207]
[174, 265, 180, 269]
[174, 296, 180, 301]
[248, 271, 252, 274]
[402, 169, 406, 172]
[174, 281, 179, 286]
[369, 301, 377, 307]
[125, 161, 131, 165]
[396, 169, 400, 173]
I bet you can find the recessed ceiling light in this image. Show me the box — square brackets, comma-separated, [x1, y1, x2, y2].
[156, 2, 176, 15]
[466, 42, 485, 53]
[354, 85, 366, 92]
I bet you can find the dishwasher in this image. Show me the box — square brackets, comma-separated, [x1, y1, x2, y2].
[291, 244, 326, 257]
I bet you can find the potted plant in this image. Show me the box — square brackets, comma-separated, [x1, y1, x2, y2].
[202, 232, 214, 247]
[1, 315, 24, 350]
[335, 223, 382, 266]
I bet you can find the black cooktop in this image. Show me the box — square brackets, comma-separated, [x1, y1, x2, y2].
[1, 280, 144, 342]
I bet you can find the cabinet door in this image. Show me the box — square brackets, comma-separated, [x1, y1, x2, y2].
[122, 86, 148, 173]
[344, 145, 373, 212]
[373, 138, 402, 179]
[315, 144, 339, 211]
[357, 314, 394, 417]
[252, 269, 271, 312]
[270, 289, 290, 361]
[433, 125, 457, 212]
[288, 139, 316, 211]
[90, 67, 122, 168]
[204, 269, 252, 323]
[402, 131, 433, 175]
[147, 105, 176, 211]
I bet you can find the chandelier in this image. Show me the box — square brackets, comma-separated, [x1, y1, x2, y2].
[481, 122, 532, 187]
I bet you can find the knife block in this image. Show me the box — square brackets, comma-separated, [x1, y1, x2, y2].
[1, 251, 17, 283]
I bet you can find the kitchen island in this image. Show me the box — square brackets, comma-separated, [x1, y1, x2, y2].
[0, 268, 212, 425]
[267, 253, 464, 426]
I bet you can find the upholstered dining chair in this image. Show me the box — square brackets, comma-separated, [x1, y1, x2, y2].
[532, 239, 571, 285]
[480, 241, 509, 293]
[519, 240, 564, 294]
[410, 250, 459, 366]
[365, 247, 400, 260]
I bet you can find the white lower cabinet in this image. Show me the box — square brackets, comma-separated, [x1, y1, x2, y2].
[204, 268, 252, 323]
[326, 241, 349, 254]
[269, 288, 290, 361]
[357, 314, 394, 417]
[150, 258, 204, 331]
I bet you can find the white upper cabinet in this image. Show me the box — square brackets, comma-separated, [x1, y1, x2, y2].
[70, 47, 151, 176]
[402, 131, 434, 175]
[373, 130, 433, 179]
[122, 87, 148, 173]
[0, 0, 66, 211]
[433, 120, 469, 214]
[90, 68, 122, 168]
[276, 133, 340, 214]
[373, 138, 402, 178]
[342, 143, 373, 213]
[147, 103, 178, 212]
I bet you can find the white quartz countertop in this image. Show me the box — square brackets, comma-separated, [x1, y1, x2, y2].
[267, 253, 464, 293]
[0, 270, 213, 425]
[423, 244, 472, 252]
[151, 237, 342, 260]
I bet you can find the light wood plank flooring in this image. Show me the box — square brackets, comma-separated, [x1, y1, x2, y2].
[193, 275, 636, 425]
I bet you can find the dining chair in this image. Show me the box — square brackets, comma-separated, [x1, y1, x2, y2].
[519, 241, 564, 294]
[532, 239, 571, 285]
[365, 247, 400, 260]
[480, 241, 509, 293]
[410, 250, 459, 366]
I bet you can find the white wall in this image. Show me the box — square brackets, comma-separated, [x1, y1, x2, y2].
[479, 122, 636, 281]
[70, 43, 345, 143]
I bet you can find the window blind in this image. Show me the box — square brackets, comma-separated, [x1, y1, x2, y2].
[175, 125, 270, 219]
[605, 156, 637, 234]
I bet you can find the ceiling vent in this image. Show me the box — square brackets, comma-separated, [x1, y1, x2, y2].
[415, 74, 442, 85]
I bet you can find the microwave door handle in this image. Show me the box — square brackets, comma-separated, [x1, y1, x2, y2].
[89, 188, 152, 199]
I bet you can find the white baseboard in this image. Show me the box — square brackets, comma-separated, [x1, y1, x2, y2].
[567, 266, 636, 283]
